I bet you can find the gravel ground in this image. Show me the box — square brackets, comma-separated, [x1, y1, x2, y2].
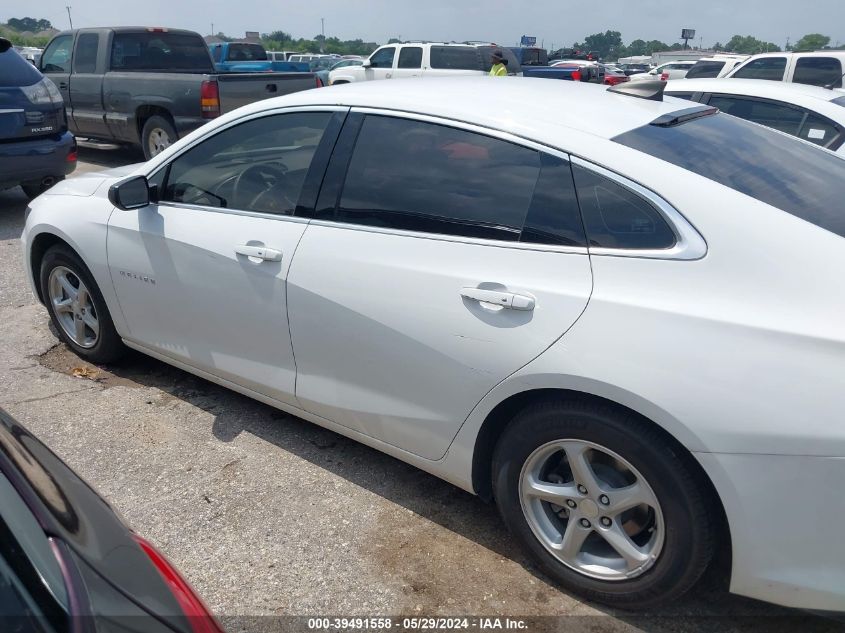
[0, 144, 841, 633]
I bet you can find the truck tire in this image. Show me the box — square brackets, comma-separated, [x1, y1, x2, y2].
[141, 115, 178, 160]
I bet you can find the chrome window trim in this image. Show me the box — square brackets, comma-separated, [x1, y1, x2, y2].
[569, 156, 708, 261]
[153, 201, 312, 225]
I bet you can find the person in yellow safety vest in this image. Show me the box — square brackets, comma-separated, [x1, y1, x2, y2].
[488, 50, 508, 76]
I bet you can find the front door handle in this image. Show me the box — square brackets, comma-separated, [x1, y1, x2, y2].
[460, 287, 535, 311]
[235, 244, 282, 261]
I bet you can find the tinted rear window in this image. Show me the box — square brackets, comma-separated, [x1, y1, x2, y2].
[430, 46, 481, 71]
[227, 43, 267, 61]
[685, 60, 725, 79]
[614, 113, 845, 239]
[110, 32, 213, 72]
[0, 48, 43, 87]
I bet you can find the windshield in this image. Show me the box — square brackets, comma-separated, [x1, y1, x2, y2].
[614, 112, 845, 239]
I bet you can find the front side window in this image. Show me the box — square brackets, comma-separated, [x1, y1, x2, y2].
[707, 95, 805, 135]
[368, 47, 395, 68]
[397, 47, 422, 69]
[161, 112, 332, 215]
[40, 35, 73, 73]
[685, 61, 725, 79]
[614, 112, 845, 239]
[793, 57, 843, 88]
[110, 32, 213, 72]
[572, 166, 676, 250]
[334, 116, 541, 241]
[430, 46, 481, 70]
[731, 57, 787, 80]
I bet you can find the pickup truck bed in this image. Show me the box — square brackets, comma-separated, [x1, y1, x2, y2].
[40, 27, 318, 159]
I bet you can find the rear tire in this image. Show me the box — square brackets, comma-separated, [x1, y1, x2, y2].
[39, 245, 126, 364]
[141, 114, 178, 160]
[492, 398, 715, 610]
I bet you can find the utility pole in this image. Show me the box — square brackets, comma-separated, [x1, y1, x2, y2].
[320, 18, 325, 53]
[785, 36, 791, 51]
[66, 6, 73, 29]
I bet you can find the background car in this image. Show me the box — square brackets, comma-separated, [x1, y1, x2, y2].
[22, 77, 845, 614]
[665, 78, 845, 153]
[727, 51, 845, 88]
[328, 42, 520, 84]
[684, 54, 749, 79]
[0, 407, 224, 631]
[550, 59, 605, 83]
[629, 60, 696, 81]
[0, 37, 76, 198]
[602, 63, 630, 85]
[620, 62, 652, 76]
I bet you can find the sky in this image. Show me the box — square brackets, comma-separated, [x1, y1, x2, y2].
[4, 0, 845, 50]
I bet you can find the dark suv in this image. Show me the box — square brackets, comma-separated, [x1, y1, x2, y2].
[0, 38, 76, 199]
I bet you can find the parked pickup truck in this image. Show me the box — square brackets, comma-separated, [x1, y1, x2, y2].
[508, 47, 592, 81]
[209, 41, 310, 74]
[39, 27, 319, 159]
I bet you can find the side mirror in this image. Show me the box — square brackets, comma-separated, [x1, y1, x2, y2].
[108, 175, 151, 210]
[362, 58, 372, 68]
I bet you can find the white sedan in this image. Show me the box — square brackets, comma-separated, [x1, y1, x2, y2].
[22, 78, 845, 612]
[629, 60, 696, 81]
[665, 78, 845, 153]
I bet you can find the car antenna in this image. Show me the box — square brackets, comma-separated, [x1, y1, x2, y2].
[607, 80, 666, 101]
[823, 72, 845, 90]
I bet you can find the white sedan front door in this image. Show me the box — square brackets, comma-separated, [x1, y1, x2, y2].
[107, 109, 343, 405]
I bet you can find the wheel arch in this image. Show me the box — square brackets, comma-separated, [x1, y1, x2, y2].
[29, 231, 78, 304]
[135, 105, 175, 142]
[469, 386, 732, 580]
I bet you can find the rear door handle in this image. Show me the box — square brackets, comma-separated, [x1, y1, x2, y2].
[235, 244, 283, 261]
[460, 287, 535, 311]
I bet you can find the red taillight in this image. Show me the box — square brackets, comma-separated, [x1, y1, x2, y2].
[571, 70, 581, 82]
[66, 150, 78, 162]
[660, 72, 669, 81]
[132, 534, 224, 633]
[200, 80, 220, 119]
[316, 76, 323, 88]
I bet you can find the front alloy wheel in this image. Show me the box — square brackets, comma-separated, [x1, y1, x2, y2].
[48, 266, 100, 348]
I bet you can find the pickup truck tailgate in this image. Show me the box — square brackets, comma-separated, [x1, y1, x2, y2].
[216, 73, 318, 113]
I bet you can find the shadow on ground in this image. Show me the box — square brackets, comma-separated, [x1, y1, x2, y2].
[35, 342, 841, 632]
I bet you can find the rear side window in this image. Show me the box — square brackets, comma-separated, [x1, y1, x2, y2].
[707, 95, 805, 135]
[110, 32, 213, 72]
[397, 47, 422, 69]
[479, 46, 520, 72]
[731, 57, 787, 80]
[39, 35, 73, 75]
[430, 46, 481, 71]
[335, 116, 540, 241]
[797, 113, 842, 147]
[685, 61, 725, 79]
[614, 113, 845, 239]
[572, 166, 676, 250]
[74, 33, 99, 73]
[368, 47, 395, 68]
[793, 57, 843, 88]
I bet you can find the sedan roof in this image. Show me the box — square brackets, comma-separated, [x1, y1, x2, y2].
[272, 77, 697, 142]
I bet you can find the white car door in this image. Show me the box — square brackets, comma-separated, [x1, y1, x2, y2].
[392, 45, 423, 79]
[287, 112, 593, 460]
[364, 46, 396, 80]
[107, 108, 345, 406]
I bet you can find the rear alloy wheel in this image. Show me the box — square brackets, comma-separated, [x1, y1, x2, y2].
[141, 115, 178, 160]
[40, 245, 125, 363]
[493, 399, 715, 610]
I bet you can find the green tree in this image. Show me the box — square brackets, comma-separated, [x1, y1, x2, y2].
[580, 30, 623, 59]
[6, 17, 52, 32]
[724, 35, 781, 54]
[794, 33, 831, 51]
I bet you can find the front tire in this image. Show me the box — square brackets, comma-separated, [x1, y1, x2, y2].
[141, 114, 178, 160]
[40, 245, 125, 363]
[493, 398, 715, 610]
